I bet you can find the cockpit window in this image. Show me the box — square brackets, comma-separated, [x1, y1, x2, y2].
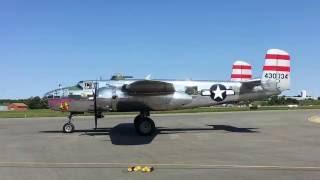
[84, 82, 93, 89]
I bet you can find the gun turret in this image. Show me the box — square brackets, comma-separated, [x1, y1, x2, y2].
[110, 74, 133, 81]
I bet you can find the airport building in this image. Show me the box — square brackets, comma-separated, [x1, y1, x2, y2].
[284, 90, 318, 100]
[0, 105, 8, 111]
[8, 103, 28, 111]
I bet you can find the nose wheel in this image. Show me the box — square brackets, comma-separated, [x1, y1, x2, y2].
[63, 113, 75, 133]
[63, 122, 75, 133]
[134, 111, 156, 136]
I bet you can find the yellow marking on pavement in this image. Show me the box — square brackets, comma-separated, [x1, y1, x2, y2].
[0, 162, 320, 171]
[308, 116, 320, 124]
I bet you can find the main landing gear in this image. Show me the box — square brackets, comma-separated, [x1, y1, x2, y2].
[134, 111, 156, 136]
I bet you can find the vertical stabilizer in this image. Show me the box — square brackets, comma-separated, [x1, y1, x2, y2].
[231, 61, 252, 81]
[261, 49, 291, 92]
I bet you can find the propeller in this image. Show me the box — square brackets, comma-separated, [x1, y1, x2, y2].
[93, 81, 98, 129]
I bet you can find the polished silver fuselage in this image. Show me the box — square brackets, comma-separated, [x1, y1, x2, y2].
[45, 79, 280, 112]
[99, 79, 277, 111]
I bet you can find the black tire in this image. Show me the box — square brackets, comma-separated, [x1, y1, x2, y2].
[135, 117, 156, 136]
[134, 115, 142, 129]
[63, 123, 75, 133]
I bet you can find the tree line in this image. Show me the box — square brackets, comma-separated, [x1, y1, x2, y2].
[0, 97, 48, 109]
[262, 96, 320, 106]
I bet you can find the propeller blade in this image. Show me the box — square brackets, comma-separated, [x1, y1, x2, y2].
[94, 81, 98, 129]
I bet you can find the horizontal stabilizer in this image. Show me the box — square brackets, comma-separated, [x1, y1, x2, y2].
[241, 79, 261, 89]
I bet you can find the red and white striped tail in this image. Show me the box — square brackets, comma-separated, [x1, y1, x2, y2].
[262, 49, 291, 91]
[231, 61, 252, 81]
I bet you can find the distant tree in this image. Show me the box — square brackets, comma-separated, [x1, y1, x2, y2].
[25, 96, 48, 109]
[0, 97, 48, 109]
[318, 97, 320, 101]
[267, 96, 278, 106]
[26, 97, 41, 109]
[40, 98, 48, 109]
[267, 96, 299, 106]
[285, 98, 299, 104]
[0, 99, 27, 105]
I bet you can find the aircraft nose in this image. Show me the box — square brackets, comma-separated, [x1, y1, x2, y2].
[44, 87, 71, 110]
[44, 87, 70, 99]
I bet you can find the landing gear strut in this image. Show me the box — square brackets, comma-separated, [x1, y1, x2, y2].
[134, 111, 156, 136]
[63, 113, 75, 133]
[62, 112, 104, 133]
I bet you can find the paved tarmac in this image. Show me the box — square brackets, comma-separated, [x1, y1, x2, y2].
[0, 109, 320, 180]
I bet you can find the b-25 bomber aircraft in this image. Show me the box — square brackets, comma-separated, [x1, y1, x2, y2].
[45, 49, 291, 136]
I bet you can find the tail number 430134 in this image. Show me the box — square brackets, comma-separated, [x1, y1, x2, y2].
[265, 73, 288, 79]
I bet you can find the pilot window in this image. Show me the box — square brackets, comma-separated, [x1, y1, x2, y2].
[84, 82, 93, 89]
[185, 86, 198, 95]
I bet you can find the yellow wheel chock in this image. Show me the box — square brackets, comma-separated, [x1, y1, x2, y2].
[127, 166, 154, 173]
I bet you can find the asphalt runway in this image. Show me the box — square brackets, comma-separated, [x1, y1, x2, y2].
[0, 109, 320, 180]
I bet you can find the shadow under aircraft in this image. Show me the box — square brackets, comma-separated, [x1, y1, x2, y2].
[40, 123, 259, 146]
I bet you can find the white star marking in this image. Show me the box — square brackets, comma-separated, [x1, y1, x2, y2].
[213, 85, 226, 100]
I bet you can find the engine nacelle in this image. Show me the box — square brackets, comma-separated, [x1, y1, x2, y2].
[96, 87, 115, 111]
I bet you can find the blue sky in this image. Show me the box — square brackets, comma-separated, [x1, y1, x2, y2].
[0, 0, 319, 99]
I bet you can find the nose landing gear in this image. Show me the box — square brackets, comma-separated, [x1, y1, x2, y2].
[63, 122, 75, 133]
[63, 113, 75, 133]
[62, 112, 103, 133]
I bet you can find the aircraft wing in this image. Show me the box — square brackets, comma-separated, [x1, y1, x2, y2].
[125, 80, 175, 95]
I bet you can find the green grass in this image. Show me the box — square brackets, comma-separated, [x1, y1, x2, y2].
[0, 109, 69, 118]
[0, 105, 319, 118]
